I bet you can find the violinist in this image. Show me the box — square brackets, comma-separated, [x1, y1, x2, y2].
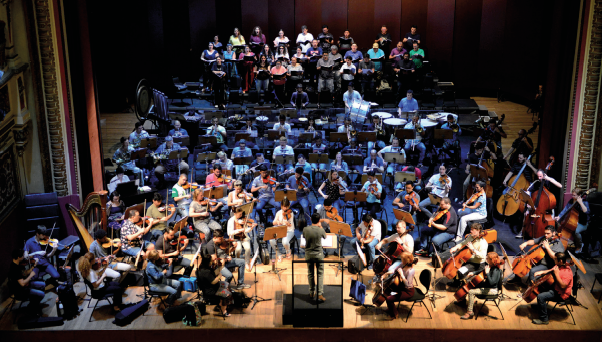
[155, 225, 191, 278]
[89, 229, 131, 282]
[363, 149, 385, 174]
[460, 252, 503, 320]
[415, 197, 457, 257]
[419, 165, 452, 217]
[196, 256, 232, 316]
[147, 192, 176, 241]
[119, 209, 155, 259]
[251, 164, 281, 225]
[171, 173, 193, 218]
[510, 225, 566, 284]
[383, 252, 416, 320]
[349, 214, 382, 269]
[227, 180, 255, 208]
[441, 114, 462, 167]
[153, 136, 189, 190]
[457, 181, 487, 238]
[249, 153, 271, 173]
[25, 226, 60, 286]
[227, 207, 256, 271]
[201, 230, 250, 290]
[318, 170, 347, 214]
[375, 220, 415, 272]
[361, 170, 383, 218]
[10, 249, 46, 316]
[189, 188, 223, 244]
[270, 198, 296, 262]
[146, 250, 183, 306]
[78, 252, 125, 313]
[555, 188, 590, 254]
[462, 143, 496, 203]
[206, 164, 233, 196]
[393, 181, 421, 230]
[314, 198, 338, 233]
[287, 167, 312, 222]
[532, 252, 573, 325]
[447, 223, 488, 288]
[273, 136, 295, 173]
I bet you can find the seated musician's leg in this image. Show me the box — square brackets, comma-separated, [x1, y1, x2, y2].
[154, 164, 166, 188]
[179, 161, 190, 175]
[418, 198, 433, 218]
[431, 231, 454, 252]
[282, 230, 295, 257]
[367, 238, 380, 265]
[255, 198, 268, 224]
[417, 142, 426, 165]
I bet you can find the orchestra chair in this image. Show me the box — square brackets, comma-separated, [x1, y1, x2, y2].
[442, 91, 458, 112]
[589, 273, 602, 303]
[359, 188, 389, 226]
[549, 296, 577, 325]
[142, 271, 168, 311]
[397, 269, 433, 322]
[474, 273, 504, 320]
[0, 292, 29, 323]
[82, 277, 115, 322]
[418, 90, 436, 111]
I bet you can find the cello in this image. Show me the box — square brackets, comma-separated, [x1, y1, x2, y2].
[522, 157, 556, 239]
[372, 225, 415, 276]
[372, 257, 419, 307]
[556, 188, 596, 248]
[442, 230, 488, 279]
[454, 271, 486, 301]
[511, 234, 561, 278]
[496, 152, 533, 216]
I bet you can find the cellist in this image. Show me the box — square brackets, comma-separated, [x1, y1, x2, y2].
[460, 251, 503, 320]
[447, 223, 488, 288]
[508, 225, 565, 284]
[531, 252, 573, 325]
[555, 188, 590, 254]
[375, 220, 414, 273]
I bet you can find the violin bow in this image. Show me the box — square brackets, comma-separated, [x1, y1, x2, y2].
[43, 222, 57, 255]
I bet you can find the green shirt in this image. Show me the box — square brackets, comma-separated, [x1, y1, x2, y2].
[409, 49, 425, 69]
[147, 204, 167, 231]
[303, 224, 326, 258]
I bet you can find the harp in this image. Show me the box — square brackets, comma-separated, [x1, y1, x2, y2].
[66, 191, 108, 253]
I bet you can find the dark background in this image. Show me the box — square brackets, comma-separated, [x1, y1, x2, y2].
[86, 0, 579, 113]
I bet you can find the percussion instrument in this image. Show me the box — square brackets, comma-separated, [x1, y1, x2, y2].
[372, 112, 392, 120]
[256, 116, 269, 123]
[419, 118, 438, 128]
[427, 112, 457, 124]
[298, 117, 308, 122]
[349, 100, 371, 122]
[383, 118, 406, 128]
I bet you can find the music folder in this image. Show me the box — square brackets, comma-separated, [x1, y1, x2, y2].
[371, 56, 385, 61]
[290, 70, 303, 77]
[272, 72, 286, 80]
[339, 38, 352, 45]
[243, 55, 256, 61]
[298, 40, 311, 46]
[342, 68, 353, 74]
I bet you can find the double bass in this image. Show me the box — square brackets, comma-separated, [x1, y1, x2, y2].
[496, 153, 533, 216]
[522, 157, 556, 240]
[556, 188, 596, 248]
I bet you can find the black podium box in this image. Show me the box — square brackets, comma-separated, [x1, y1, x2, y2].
[282, 284, 343, 327]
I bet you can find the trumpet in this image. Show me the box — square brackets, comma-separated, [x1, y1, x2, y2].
[450, 120, 459, 133]
[415, 122, 424, 134]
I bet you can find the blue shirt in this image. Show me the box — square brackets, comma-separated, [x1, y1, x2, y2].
[146, 262, 165, 284]
[362, 181, 382, 203]
[364, 156, 384, 169]
[472, 193, 487, 217]
[330, 161, 349, 173]
[559, 200, 590, 225]
[252, 176, 276, 199]
[396, 190, 421, 213]
[398, 97, 419, 112]
[287, 175, 311, 198]
[441, 122, 462, 142]
[232, 146, 252, 158]
[306, 47, 323, 60]
[295, 162, 313, 182]
[367, 49, 385, 71]
[155, 142, 182, 155]
[25, 237, 50, 265]
[290, 92, 309, 107]
[343, 90, 361, 113]
[168, 128, 188, 137]
[344, 50, 364, 68]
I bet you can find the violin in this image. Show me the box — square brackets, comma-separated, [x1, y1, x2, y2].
[325, 207, 343, 222]
[101, 238, 121, 249]
[92, 256, 113, 271]
[199, 198, 220, 207]
[169, 232, 189, 246]
[283, 208, 293, 221]
[234, 217, 255, 240]
[38, 237, 62, 249]
[428, 207, 449, 227]
[297, 177, 309, 191]
[158, 204, 176, 212]
[262, 176, 278, 185]
[404, 192, 420, 212]
[462, 189, 484, 211]
[134, 216, 152, 226]
[217, 175, 233, 183]
[218, 238, 238, 257]
[182, 182, 200, 190]
[439, 174, 450, 186]
[368, 183, 379, 196]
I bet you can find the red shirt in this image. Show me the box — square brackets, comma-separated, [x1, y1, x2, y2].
[554, 266, 573, 300]
[205, 173, 231, 188]
[402, 166, 422, 180]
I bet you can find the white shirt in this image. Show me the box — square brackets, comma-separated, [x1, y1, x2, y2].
[296, 33, 314, 53]
[457, 236, 488, 264]
[273, 122, 292, 134]
[427, 174, 452, 198]
[385, 233, 414, 254]
[86, 269, 104, 289]
[358, 220, 381, 241]
[273, 209, 295, 232]
[108, 174, 130, 194]
[378, 145, 406, 162]
[338, 124, 353, 133]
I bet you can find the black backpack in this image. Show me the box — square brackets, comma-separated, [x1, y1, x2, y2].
[57, 283, 80, 320]
[347, 255, 365, 275]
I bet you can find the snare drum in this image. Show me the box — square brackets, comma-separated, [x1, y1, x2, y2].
[350, 100, 371, 122]
[372, 112, 392, 120]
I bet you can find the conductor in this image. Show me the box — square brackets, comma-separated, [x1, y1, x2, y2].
[305, 212, 327, 302]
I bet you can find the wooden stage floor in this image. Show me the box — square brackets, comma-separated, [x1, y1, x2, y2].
[2, 251, 602, 340]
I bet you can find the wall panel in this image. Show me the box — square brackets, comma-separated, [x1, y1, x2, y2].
[478, 0, 507, 90]
[189, 0, 216, 78]
[348, 0, 375, 50]
[401, 0, 428, 48]
[268, 0, 295, 46]
[216, 0, 242, 48]
[322, 0, 348, 43]
[375, 0, 402, 46]
[241, 0, 269, 40]
[426, 0, 455, 79]
[453, 0, 482, 86]
[295, 0, 322, 37]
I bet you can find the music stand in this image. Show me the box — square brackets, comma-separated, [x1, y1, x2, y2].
[234, 133, 252, 142]
[280, 109, 296, 118]
[429, 193, 442, 206]
[297, 133, 314, 146]
[427, 242, 446, 308]
[393, 208, 415, 226]
[434, 129, 453, 140]
[169, 113, 187, 122]
[394, 171, 416, 184]
[203, 185, 226, 200]
[167, 149, 189, 175]
[275, 189, 297, 202]
[204, 111, 224, 119]
[361, 174, 383, 184]
[249, 247, 272, 309]
[274, 154, 295, 167]
[330, 133, 348, 146]
[395, 129, 414, 141]
[140, 137, 158, 149]
[233, 156, 253, 167]
[308, 153, 329, 171]
[329, 220, 353, 276]
[263, 225, 288, 280]
[345, 191, 367, 224]
[235, 201, 254, 218]
[356, 131, 377, 144]
[198, 135, 218, 146]
[173, 136, 190, 146]
[498, 243, 517, 302]
[130, 148, 148, 161]
[197, 152, 217, 177]
[268, 130, 287, 140]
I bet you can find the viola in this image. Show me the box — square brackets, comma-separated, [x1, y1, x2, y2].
[234, 217, 255, 240]
[218, 238, 238, 257]
[297, 177, 308, 190]
[134, 216, 151, 226]
[404, 192, 420, 212]
[101, 238, 121, 249]
[325, 207, 343, 222]
[283, 208, 293, 221]
[442, 230, 488, 279]
[428, 207, 449, 227]
[158, 204, 176, 212]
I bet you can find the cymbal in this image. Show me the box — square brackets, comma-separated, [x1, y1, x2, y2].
[568, 251, 586, 274]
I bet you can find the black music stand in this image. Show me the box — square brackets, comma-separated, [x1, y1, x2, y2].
[268, 130, 287, 140]
[356, 132, 377, 145]
[428, 242, 446, 308]
[330, 133, 348, 147]
[345, 191, 367, 224]
[498, 243, 518, 302]
[197, 152, 217, 177]
[129, 148, 148, 162]
[249, 247, 272, 309]
[274, 154, 295, 168]
[263, 225, 288, 281]
[308, 153, 329, 171]
[233, 156, 253, 167]
[434, 129, 453, 141]
[172, 136, 190, 146]
[234, 132, 252, 142]
[198, 135, 218, 146]
[275, 189, 297, 202]
[167, 149, 189, 176]
[140, 137, 158, 149]
[395, 129, 414, 141]
[469, 164, 489, 180]
[329, 221, 352, 276]
[297, 133, 314, 146]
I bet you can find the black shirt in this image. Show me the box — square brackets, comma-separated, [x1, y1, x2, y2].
[202, 240, 228, 259]
[396, 59, 416, 74]
[196, 268, 219, 298]
[533, 236, 566, 266]
[511, 136, 534, 156]
[376, 33, 392, 51]
[433, 207, 458, 236]
[510, 162, 534, 183]
[468, 152, 491, 165]
[404, 32, 421, 50]
[155, 234, 176, 255]
[317, 32, 334, 51]
[8, 262, 26, 293]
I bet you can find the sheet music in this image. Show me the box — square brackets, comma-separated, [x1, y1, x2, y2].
[300, 235, 334, 248]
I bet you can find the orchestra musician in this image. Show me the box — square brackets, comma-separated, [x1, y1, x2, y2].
[457, 181, 487, 238]
[287, 167, 312, 222]
[383, 252, 416, 320]
[310, 135, 329, 172]
[201, 230, 250, 290]
[318, 170, 348, 214]
[378, 138, 406, 175]
[270, 198, 296, 262]
[342, 138, 364, 173]
[403, 113, 426, 167]
[503, 129, 534, 162]
[189, 188, 223, 244]
[145, 250, 183, 306]
[476, 117, 507, 153]
[314, 198, 337, 233]
[251, 164, 281, 225]
[502, 152, 534, 189]
[112, 137, 144, 188]
[364, 149, 385, 174]
[227, 180, 255, 208]
[556, 188, 590, 254]
[361, 170, 383, 217]
[461, 252, 503, 320]
[249, 153, 271, 171]
[25, 226, 60, 287]
[153, 136, 189, 190]
[213, 151, 234, 175]
[419, 165, 452, 217]
[9, 249, 47, 316]
[231, 139, 253, 177]
[330, 152, 349, 173]
[398, 165, 423, 191]
[128, 121, 150, 148]
[227, 207, 256, 271]
[106, 191, 126, 232]
[171, 174, 193, 218]
[463, 143, 496, 203]
[206, 116, 228, 151]
[120, 209, 155, 259]
[415, 197, 458, 257]
[273, 136, 295, 173]
[343, 82, 361, 115]
[367, 115, 387, 152]
[348, 214, 381, 269]
[376, 220, 415, 268]
[447, 223, 488, 288]
[196, 256, 232, 317]
[394, 181, 421, 230]
[206, 164, 233, 202]
[304, 213, 327, 302]
[290, 83, 309, 109]
[295, 154, 314, 182]
[531, 252, 573, 325]
[441, 114, 462, 167]
[145, 192, 177, 242]
[155, 225, 191, 278]
[78, 252, 124, 313]
[89, 229, 131, 282]
[274, 114, 293, 134]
